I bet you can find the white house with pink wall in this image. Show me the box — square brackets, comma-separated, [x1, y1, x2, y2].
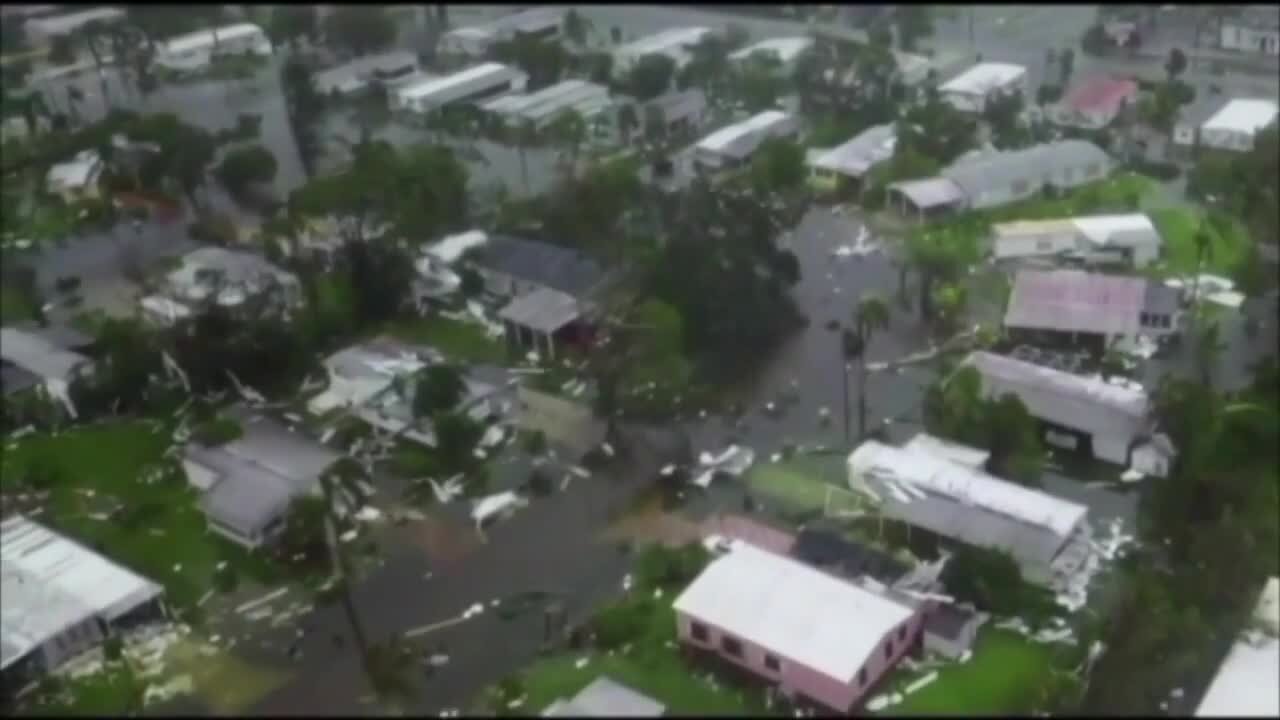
[672, 542, 924, 713]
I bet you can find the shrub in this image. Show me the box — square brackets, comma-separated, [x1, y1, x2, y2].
[1128, 158, 1181, 181]
[523, 430, 548, 455]
[213, 564, 239, 593]
[634, 542, 711, 591]
[103, 635, 124, 661]
[55, 275, 82, 294]
[193, 417, 243, 446]
[592, 597, 654, 650]
[860, 184, 887, 211]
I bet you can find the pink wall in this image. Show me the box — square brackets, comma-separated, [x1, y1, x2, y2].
[675, 607, 925, 712]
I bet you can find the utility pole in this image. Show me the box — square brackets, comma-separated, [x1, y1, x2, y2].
[968, 8, 975, 52]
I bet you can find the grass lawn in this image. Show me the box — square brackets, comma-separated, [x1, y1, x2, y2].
[745, 454, 861, 515]
[876, 629, 1063, 716]
[477, 600, 777, 716]
[21, 636, 291, 716]
[1148, 206, 1250, 278]
[0, 421, 281, 614]
[386, 314, 509, 365]
[1, 282, 36, 324]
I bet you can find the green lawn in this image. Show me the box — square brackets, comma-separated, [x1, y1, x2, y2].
[1, 282, 36, 323]
[0, 422, 280, 614]
[477, 601, 776, 716]
[745, 454, 860, 515]
[876, 630, 1063, 716]
[386, 314, 509, 365]
[980, 172, 1161, 225]
[1148, 206, 1250, 278]
[21, 635, 291, 715]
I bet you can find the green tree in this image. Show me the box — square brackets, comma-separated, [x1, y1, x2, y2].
[748, 137, 806, 193]
[215, 145, 278, 199]
[894, 6, 934, 52]
[323, 7, 397, 57]
[546, 109, 588, 180]
[433, 411, 483, 475]
[281, 58, 324, 181]
[850, 293, 891, 443]
[490, 36, 567, 90]
[624, 54, 677, 102]
[984, 90, 1031, 150]
[897, 88, 977, 166]
[1165, 47, 1187, 80]
[269, 6, 318, 50]
[413, 364, 466, 418]
[563, 8, 592, 48]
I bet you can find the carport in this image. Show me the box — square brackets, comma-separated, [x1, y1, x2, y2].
[887, 177, 966, 222]
[498, 287, 582, 360]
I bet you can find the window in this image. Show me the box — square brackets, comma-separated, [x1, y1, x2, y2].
[1160, 314, 1171, 329]
[690, 622, 710, 643]
[721, 635, 744, 658]
[884, 639, 894, 659]
[857, 668, 868, 688]
[764, 653, 781, 672]
[1140, 312, 1151, 326]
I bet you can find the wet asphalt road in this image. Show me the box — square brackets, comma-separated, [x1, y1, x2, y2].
[247, 427, 680, 716]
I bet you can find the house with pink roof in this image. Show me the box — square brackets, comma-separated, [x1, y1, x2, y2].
[1051, 75, 1139, 129]
[673, 542, 925, 713]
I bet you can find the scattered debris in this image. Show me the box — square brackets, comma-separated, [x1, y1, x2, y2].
[575, 656, 590, 669]
[354, 506, 384, 523]
[1119, 468, 1144, 483]
[471, 491, 528, 528]
[339, 529, 359, 543]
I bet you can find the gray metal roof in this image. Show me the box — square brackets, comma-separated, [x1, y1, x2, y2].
[1, 363, 41, 396]
[185, 415, 341, 539]
[889, 177, 966, 209]
[963, 351, 1150, 439]
[324, 337, 441, 384]
[808, 123, 897, 178]
[313, 51, 419, 94]
[469, 235, 606, 298]
[545, 676, 666, 717]
[861, 472, 1072, 572]
[0, 327, 90, 382]
[645, 90, 707, 123]
[942, 140, 1110, 199]
[498, 287, 582, 333]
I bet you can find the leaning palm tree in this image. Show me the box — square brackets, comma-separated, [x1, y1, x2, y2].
[849, 293, 891, 444]
[1192, 317, 1226, 390]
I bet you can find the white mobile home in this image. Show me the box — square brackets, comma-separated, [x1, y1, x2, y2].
[1218, 5, 1279, 56]
[482, 80, 612, 131]
[23, 7, 125, 44]
[1, 515, 167, 689]
[991, 213, 1163, 268]
[728, 36, 814, 74]
[806, 123, 896, 194]
[847, 439, 1093, 589]
[613, 27, 713, 75]
[938, 62, 1027, 114]
[392, 62, 528, 115]
[441, 7, 564, 57]
[153, 22, 272, 74]
[694, 110, 798, 173]
[1197, 98, 1279, 153]
[312, 51, 421, 97]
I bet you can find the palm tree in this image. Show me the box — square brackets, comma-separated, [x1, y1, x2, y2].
[1189, 223, 1213, 324]
[547, 109, 587, 180]
[617, 103, 639, 146]
[1192, 318, 1226, 389]
[847, 293, 891, 444]
[515, 119, 538, 196]
[564, 8, 593, 49]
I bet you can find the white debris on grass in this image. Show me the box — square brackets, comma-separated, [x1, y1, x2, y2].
[506, 696, 526, 709]
[1032, 627, 1076, 645]
[904, 671, 938, 695]
[866, 694, 891, 711]
[429, 475, 465, 504]
[958, 649, 973, 663]
[319, 426, 337, 444]
[235, 587, 289, 615]
[1120, 468, 1144, 483]
[569, 465, 590, 479]
[197, 589, 214, 607]
[355, 506, 384, 523]
[143, 674, 194, 706]
[462, 603, 485, 619]
[575, 656, 590, 669]
[479, 425, 506, 449]
[653, 588, 663, 599]
[622, 574, 633, 591]
[339, 529, 359, 543]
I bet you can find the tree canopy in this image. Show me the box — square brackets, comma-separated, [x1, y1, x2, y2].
[215, 145, 278, 199]
[322, 7, 397, 57]
[623, 55, 677, 102]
